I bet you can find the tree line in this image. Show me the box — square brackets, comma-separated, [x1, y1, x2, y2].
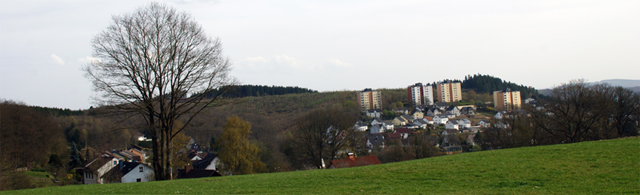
[479, 80, 639, 150]
[195, 84, 318, 99]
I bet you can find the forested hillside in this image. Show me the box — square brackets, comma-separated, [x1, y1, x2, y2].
[194, 85, 317, 99]
[462, 74, 538, 98]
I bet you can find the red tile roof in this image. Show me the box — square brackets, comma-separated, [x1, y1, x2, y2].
[330, 155, 382, 168]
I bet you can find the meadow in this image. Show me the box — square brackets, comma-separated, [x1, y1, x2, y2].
[6, 137, 638, 194]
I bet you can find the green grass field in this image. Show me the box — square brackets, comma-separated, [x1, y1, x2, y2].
[6, 137, 639, 194]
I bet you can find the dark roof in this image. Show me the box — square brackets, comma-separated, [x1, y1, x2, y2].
[355, 121, 367, 126]
[101, 161, 144, 181]
[330, 155, 382, 168]
[192, 153, 217, 170]
[366, 109, 382, 113]
[446, 106, 457, 111]
[434, 102, 449, 107]
[366, 134, 385, 147]
[180, 169, 222, 179]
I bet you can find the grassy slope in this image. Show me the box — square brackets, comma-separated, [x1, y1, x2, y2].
[7, 137, 639, 194]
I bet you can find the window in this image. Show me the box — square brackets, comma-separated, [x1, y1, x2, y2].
[139, 166, 143, 172]
[136, 178, 142, 182]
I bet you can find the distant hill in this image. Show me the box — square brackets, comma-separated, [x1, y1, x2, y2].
[590, 79, 640, 88]
[539, 79, 640, 96]
[461, 74, 538, 98]
[10, 137, 639, 194]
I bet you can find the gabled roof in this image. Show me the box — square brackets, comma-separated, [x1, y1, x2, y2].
[424, 116, 433, 121]
[447, 120, 459, 125]
[401, 115, 414, 121]
[192, 153, 217, 170]
[434, 102, 449, 107]
[372, 118, 383, 123]
[477, 120, 490, 124]
[446, 106, 458, 111]
[102, 161, 147, 181]
[355, 121, 367, 127]
[366, 134, 385, 147]
[330, 155, 382, 168]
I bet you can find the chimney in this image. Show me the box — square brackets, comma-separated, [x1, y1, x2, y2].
[348, 153, 355, 159]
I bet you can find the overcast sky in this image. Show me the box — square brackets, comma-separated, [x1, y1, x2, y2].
[1, 0, 639, 109]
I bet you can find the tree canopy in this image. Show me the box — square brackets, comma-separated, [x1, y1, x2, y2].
[217, 116, 265, 175]
[84, 2, 236, 180]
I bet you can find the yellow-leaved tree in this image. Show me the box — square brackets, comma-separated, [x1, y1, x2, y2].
[218, 116, 265, 175]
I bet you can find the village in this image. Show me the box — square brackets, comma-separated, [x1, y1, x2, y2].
[73, 79, 538, 185]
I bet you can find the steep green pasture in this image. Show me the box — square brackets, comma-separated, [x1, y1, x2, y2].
[6, 137, 639, 194]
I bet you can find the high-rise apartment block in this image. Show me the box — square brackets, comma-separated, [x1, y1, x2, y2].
[436, 80, 462, 103]
[357, 88, 382, 111]
[493, 88, 521, 111]
[407, 83, 434, 106]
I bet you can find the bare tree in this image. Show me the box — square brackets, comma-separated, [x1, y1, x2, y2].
[293, 108, 356, 169]
[84, 3, 236, 180]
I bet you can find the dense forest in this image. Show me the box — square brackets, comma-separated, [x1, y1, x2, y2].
[461, 74, 538, 99]
[29, 106, 85, 116]
[195, 85, 317, 99]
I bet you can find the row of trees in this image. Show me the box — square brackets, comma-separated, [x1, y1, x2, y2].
[196, 85, 317, 98]
[480, 80, 639, 149]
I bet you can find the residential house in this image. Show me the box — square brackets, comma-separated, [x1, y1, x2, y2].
[102, 161, 154, 183]
[393, 108, 410, 115]
[459, 119, 472, 129]
[81, 154, 119, 184]
[365, 134, 385, 149]
[477, 120, 491, 128]
[410, 109, 424, 118]
[445, 106, 460, 116]
[329, 153, 382, 169]
[392, 116, 409, 126]
[411, 119, 429, 129]
[433, 102, 449, 110]
[192, 152, 220, 171]
[423, 116, 434, 125]
[426, 108, 442, 117]
[393, 128, 412, 139]
[370, 124, 386, 134]
[460, 107, 476, 115]
[400, 115, 415, 123]
[354, 121, 368, 131]
[365, 109, 382, 118]
[441, 129, 460, 148]
[371, 118, 384, 126]
[494, 111, 506, 120]
[445, 120, 459, 130]
[433, 114, 449, 125]
[382, 121, 394, 131]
